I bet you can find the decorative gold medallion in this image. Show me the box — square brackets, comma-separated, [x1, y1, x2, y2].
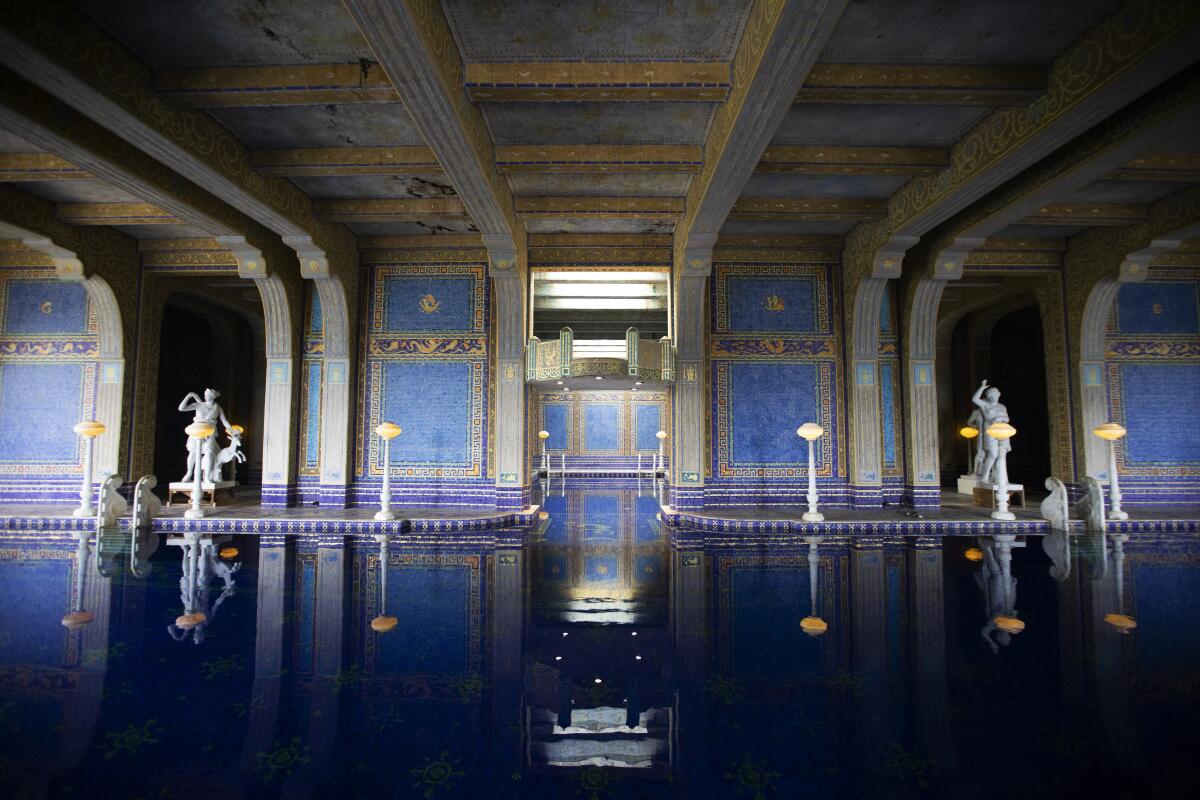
[419, 294, 441, 313]
[39, 300, 53, 315]
[763, 294, 785, 312]
[1152, 303, 1163, 315]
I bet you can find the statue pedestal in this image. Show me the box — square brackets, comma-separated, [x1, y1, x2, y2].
[956, 474, 979, 495]
[973, 482, 1025, 511]
[168, 481, 237, 508]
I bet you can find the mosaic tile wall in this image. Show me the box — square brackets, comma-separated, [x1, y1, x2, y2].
[532, 389, 670, 471]
[0, 268, 98, 501]
[355, 262, 491, 506]
[707, 261, 845, 506]
[1105, 274, 1200, 503]
[297, 286, 323, 501]
[878, 285, 903, 491]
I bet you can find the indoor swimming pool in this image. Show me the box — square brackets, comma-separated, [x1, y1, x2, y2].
[0, 488, 1196, 798]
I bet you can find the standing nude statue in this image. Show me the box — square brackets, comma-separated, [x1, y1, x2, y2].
[178, 388, 231, 483]
[971, 379, 1010, 484]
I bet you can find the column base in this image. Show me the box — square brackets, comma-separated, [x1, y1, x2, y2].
[496, 484, 532, 512]
[850, 485, 882, 508]
[905, 485, 942, 509]
[802, 511, 824, 522]
[261, 483, 298, 508]
[319, 483, 350, 508]
[374, 508, 398, 521]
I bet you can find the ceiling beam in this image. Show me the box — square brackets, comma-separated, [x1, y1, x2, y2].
[676, 0, 850, 267]
[496, 145, 703, 174]
[730, 197, 883, 221]
[797, 63, 1046, 105]
[465, 61, 731, 102]
[344, 0, 525, 269]
[757, 145, 947, 175]
[1022, 202, 1146, 226]
[154, 63, 400, 107]
[1111, 150, 1200, 181]
[0, 152, 91, 181]
[57, 202, 180, 226]
[251, 146, 443, 177]
[314, 198, 468, 223]
[516, 197, 683, 221]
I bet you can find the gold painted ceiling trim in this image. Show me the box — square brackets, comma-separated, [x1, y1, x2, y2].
[529, 247, 672, 264]
[1022, 202, 1147, 226]
[530, 234, 673, 247]
[359, 234, 483, 249]
[798, 63, 1046, 106]
[0, 152, 91, 181]
[757, 145, 947, 175]
[251, 147, 444, 176]
[729, 197, 884, 221]
[465, 61, 730, 102]
[978, 237, 1067, 253]
[314, 198, 469, 222]
[496, 145, 703, 173]
[57, 202, 180, 226]
[715, 233, 844, 249]
[515, 197, 684, 219]
[154, 63, 400, 107]
[1111, 151, 1200, 181]
[138, 237, 228, 252]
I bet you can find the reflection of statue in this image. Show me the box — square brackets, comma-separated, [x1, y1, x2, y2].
[167, 537, 240, 645]
[976, 538, 1018, 654]
[178, 389, 231, 483]
[971, 380, 1010, 483]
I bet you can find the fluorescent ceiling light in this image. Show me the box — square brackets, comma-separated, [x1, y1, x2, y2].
[540, 298, 662, 310]
[537, 283, 661, 298]
[536, 271, 667, 282]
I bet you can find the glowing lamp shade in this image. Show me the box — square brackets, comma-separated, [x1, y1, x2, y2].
[538, 430, 550, 440]
[993, 615, 1025, 634]
[185, 421, 215, 439]
[219, 547, 239, 560]
[1104, 613, 1137, 633]
[959, 425, 980, 439]
[800, 616, 828, 636]
[228, 424, 245, 435]
[986, 422, 1016, 440]
[61, 610, 93, 629]
[74, 420, 106, 438]
[964, 547, 984, 562]
[375, 422, 402, 440]
[176, 612, 207, 630]
[796, 423, 824, 441]
[655, 430, 668, 441]
[538, 511, 549, 521]
[371, 614, 398, 633]
[1093, 422, 1127, 441]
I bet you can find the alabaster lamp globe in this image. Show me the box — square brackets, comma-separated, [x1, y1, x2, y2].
[185, 421, 216, 440]
[219, 546, 239, 560]
[1104, 612, 1137, 633]
[656, 430, 667, 441]
[1093, 422, 1127, 441]
[371, 614, 399, 633]
[796, 423, 824, 441]
[964, 547, 984, 562]
[800, 615, 828, 637]
[74, 420, 106, 438]
[61, 610, 94, 630]
[993, 615, 1025, 634]
[538, 430, 550, 440]
[986, 421, 1016, 440]
[375, 422, 402, 440]
[959, 425, 979, 439]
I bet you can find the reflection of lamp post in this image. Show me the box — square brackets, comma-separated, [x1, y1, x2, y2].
[796, 423, 824, 522]
[371, 534, 398, 633]
[1104, 533, 1136, 633]
[62, 531, 94, 629]
[375, 422, 402, 521]
[72, 420, 105, 518]
[538, 430, 550, 476]
[655, 430, 667, 475]
[184, 421, 215, 520]
[800, 535, 827, 636]
[986, 422, 1016, 521]
[991, 534, 1024, 634]
[1093, 423, 1129, 521]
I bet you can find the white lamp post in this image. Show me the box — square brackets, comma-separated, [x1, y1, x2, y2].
[375, 422, 403, 521]
[1093, 422, 1129, 521]
[538, 430, 550, 476]
[986, 421, 1017, 521]
[796, 423, 824, 522]
[183, 421, 215, 520]
[655, 430, 667, 475]
[72, 420, 105, 518]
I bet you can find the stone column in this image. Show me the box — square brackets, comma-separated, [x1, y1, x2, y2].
[487, 239, 529, 510]
[670, 238, 713, 510]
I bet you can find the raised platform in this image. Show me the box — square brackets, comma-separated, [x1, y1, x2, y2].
[0, 491, 540, 535]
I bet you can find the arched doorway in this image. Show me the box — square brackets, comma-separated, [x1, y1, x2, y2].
[152, 289, 263, 487]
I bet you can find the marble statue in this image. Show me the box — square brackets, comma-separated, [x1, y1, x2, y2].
[1040, 477, 1070, 532]
[971, 379, 1010, 484]
[213, 427, 246, 482]
[178, 389, 231, 484]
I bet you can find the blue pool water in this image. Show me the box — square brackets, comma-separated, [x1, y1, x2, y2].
[0, 488, 1198, 798]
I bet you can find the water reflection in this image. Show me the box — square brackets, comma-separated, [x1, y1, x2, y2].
[0, 496, 1196, 797]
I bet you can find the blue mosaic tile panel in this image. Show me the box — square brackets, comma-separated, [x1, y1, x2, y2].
[542, 403, 570, 451]
[0, 363, 84, 463]
[725, 276, 816, 332]
[2, 279, 87, 335]
[0, 558, 70, 665]
[542, 553, 568, 581]
[635, 553, 663, 584]
[583, 403, 620, 452]
[584, 555, 619, 582]
[376, 563, 472, 674]
[303, 361, 322, 472]
[1117, 282, 1199, 335]
[880, 361, 897, 469]
[379, 361, 474, 466]
[726, 362, 820, 467]
[1118, 363, 1200, 464]
[728, 566, 818, 677]
[634, 403, 661, 451]
[309, 288, 323, 335]
[383, 275, 477, 333]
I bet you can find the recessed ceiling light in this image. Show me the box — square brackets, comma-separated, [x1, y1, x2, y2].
[595, 376, 603, 380]
[555, 655, 563, 661]
[632, 387, 638, 392]
[635, 381, 642, 385]
[556, 380, 563, 385]
[593, 678, 602, 684]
